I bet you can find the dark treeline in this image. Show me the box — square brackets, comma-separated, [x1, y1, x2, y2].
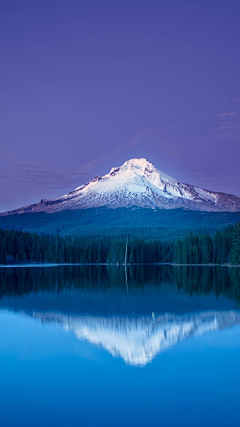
[174, 222, 240, 265]
[0, 265, 239, 305]
[0, 228, 173, 264]
[0, 221, 240, 265]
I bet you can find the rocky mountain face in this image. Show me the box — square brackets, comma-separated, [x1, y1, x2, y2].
[2, 158, 240, 215]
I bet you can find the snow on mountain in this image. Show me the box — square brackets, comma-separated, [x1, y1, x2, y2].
[29, 310, 240, 366]
[2, 158, 240, 214]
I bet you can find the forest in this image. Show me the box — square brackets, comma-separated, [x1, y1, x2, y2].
[1, 207, 240, 240]
[0, 221, 240, 265]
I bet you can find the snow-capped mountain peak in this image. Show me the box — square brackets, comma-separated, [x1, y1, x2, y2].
[71, 158, 177, 200]
[2, 158, 240, 215]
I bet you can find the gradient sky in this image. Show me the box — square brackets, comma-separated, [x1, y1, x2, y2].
[0, 0, 240, 211]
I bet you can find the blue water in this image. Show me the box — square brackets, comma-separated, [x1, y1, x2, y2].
[0, 265, 240, 427]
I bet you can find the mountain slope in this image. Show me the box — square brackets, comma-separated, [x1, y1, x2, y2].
[1, 208, 240, 238]
[2, 158, 240, 215]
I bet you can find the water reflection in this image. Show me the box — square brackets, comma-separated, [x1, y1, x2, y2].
[1, 265, 240, 303]
[29, 310, 240, 366]
[0, 265, 240, 366]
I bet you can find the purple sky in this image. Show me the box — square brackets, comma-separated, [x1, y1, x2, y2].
[0, 0, 240, 211]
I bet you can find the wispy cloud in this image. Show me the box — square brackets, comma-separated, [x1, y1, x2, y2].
[219, 112, 238, 118]
[206, 108, 240, 135]
[213, 123, 240, 132]
[16, 165, 88, 190]
[194, 173, 240, 194]
[0, 158, 88, 196]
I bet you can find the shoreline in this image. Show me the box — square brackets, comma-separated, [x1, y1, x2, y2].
[0, 262, 240, 268]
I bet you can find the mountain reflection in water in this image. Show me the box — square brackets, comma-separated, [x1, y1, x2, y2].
[29, 310, 239, 366]
[0, 265, 239, 366]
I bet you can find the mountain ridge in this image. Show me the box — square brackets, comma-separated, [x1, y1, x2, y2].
[1, 158, 240, 215]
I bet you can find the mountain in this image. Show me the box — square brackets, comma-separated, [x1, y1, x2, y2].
[2, 158, 240, 215]
[18, 310, 240, 365]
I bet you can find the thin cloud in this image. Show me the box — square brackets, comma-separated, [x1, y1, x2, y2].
[219, 112, 237, 118]
[19, 166, 88, 190]
[207, 110, 240, 134]
[0, 174, 10, 179]
[213, 123, 240, 132]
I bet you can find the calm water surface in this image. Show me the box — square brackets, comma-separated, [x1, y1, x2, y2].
[0, 265, 240, 427]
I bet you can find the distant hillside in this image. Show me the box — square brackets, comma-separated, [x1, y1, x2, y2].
[0, 207, 240, 240]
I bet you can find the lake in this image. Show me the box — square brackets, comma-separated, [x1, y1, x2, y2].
[0, 265, 240, 427]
